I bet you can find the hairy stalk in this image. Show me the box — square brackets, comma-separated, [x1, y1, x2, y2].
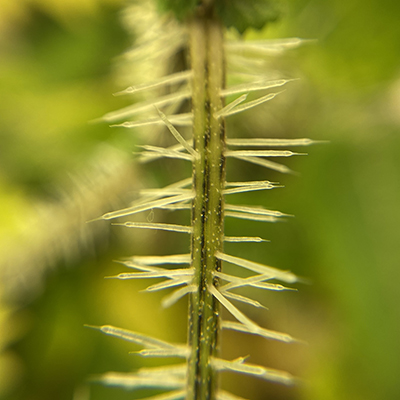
[188, 13, 225, 400]
[90, 2, 315, 399]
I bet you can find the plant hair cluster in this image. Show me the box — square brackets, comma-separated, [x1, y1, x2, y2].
[90, 2, 315, 399]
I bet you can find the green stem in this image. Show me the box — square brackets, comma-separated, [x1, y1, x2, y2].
[187, 11, 226, 400]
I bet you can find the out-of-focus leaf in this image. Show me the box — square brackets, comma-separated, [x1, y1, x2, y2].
[156, 0, 198, 20]
[216, 0, 282, 34]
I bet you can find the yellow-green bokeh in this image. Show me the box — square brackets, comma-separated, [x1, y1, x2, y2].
[1, 1, 399, 399]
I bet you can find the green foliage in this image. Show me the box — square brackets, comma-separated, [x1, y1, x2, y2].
[155, 0, 282, 33]
[155, 0, 198, 20]
[215, 0, 282, 33]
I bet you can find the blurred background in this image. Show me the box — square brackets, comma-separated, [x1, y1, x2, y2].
[0, 0, 399, 399]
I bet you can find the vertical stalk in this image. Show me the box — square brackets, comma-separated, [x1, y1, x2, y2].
[187, 9, 226, 400]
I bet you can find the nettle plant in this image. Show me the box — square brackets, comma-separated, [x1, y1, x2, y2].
[90, 1, 315, 399]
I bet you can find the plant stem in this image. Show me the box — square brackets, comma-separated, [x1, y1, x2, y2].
[187, 10, 226, 400]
